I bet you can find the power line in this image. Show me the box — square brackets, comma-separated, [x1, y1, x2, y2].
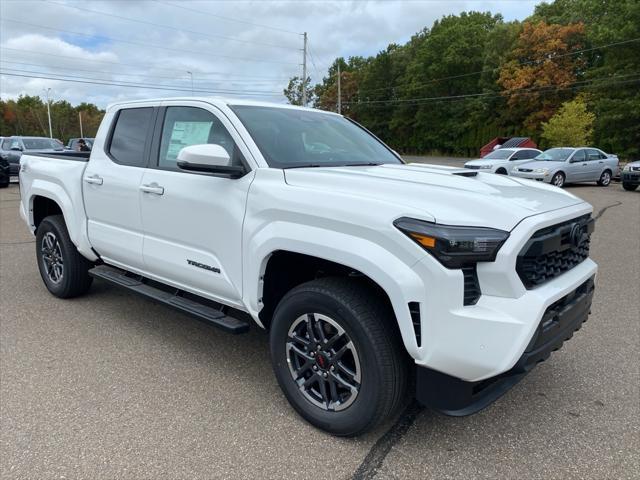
[0, 70, 285, 97]
[0, 60, 283, 86]
[154, 0, 301, 36]
[344, 74, 640, 107]
[41, 0, 298, 51]
[358, 37, 640, 95]
[0, 47, 290, 80]
[0, 18, 299, 66]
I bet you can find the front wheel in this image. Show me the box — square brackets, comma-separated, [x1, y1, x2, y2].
[551, 172, 565, 188]
[623, 183, 638, 191]
[269, 277, 409, 436]
[36, 215, 93, 298]
[597, 170, 612, 186]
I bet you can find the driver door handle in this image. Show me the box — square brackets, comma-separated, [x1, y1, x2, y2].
[84, 174, 103, 185]
[140, 183, 164, 195]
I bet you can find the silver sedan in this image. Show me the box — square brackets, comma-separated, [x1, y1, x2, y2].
[511, 147, 619, 188]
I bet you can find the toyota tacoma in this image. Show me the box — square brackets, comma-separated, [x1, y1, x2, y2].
[18, 97, 597, 436]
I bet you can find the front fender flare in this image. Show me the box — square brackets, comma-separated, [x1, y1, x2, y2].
[243, 222, 426, 358]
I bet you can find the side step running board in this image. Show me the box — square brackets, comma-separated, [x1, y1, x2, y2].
[89, 265, 250, 334]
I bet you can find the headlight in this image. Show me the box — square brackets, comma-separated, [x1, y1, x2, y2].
[479, 165, 493, 169]
[534, 168, 548, 173]
[394, 218, 510, 269]
[623, 164, 631, 171]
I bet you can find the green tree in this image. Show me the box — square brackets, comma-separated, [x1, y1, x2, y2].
[541, 97, 595, 146]
[283, 76, 315, 106]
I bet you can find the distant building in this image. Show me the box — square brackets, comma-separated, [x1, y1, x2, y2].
[480, 137, 537, 158]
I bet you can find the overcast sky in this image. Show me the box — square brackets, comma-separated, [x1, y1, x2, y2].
[0, 0, 537, 108]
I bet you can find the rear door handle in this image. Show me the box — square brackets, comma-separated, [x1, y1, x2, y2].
[140, 183, 164, 195]
[84, 174, 103, 185]
[599, 161, 604, 164]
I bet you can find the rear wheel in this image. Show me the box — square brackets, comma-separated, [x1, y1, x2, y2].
[269, 277, 409, 436]
[623, 182, 638, 191]
[36, 215, 93, 298]
[551, 172, 565, 188]
[597, 170, 612, 186]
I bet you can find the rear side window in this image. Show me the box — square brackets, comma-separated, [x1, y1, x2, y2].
[109, 107, 153, 166]
[524, 150, 539, 159]
[586, 149, 603, 161]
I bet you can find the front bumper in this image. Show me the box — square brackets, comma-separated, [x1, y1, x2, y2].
[622, 171, 640, 185]
[406, 203, 597, 382]
[416, 276, 594, 415]
[510, 170, 551, 182]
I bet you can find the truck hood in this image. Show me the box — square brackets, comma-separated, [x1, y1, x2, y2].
[284, 163, 586, 231]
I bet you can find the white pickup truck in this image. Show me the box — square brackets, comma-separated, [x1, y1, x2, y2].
[19, 97, 597, 436]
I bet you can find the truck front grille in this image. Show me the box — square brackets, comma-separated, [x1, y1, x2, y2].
[516, 215, 594, 289]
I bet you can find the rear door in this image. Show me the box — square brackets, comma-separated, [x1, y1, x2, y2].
[585, 148, 605, 181]
[83, 106, 156, 270]
[138, 102, 255, 306]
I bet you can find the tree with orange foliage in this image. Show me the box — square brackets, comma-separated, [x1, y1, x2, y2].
[498, 21, 586, 131]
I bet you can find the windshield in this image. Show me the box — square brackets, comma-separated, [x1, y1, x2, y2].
[482, 149, 514, 160]
[23, 138, 61, 150]
[535, 148, 574, 161]
[230, 106, 402, 168]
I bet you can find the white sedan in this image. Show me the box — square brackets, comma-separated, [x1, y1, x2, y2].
[464, 147, 542, 175]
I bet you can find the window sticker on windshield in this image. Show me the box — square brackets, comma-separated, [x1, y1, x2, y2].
[167, 121, 212, 159]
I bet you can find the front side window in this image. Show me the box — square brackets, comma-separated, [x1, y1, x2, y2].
[230, 105, 401, 168]
[158, 106, 244, 169]
[572, 149, 586, 162]
[109, 107, 154, 167]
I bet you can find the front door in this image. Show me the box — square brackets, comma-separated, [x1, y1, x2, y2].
[83, 106, 155, 270]
[566, 149, 589, 182]
[139, 103, 254, 306]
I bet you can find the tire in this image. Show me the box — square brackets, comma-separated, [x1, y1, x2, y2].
[597, 170, 612, 186]
[551, 172, 565, 188]
[269, 277, 409, 436]
[623, 183, 638, 191]
[36, 215, 93, 298]
[496, 168, 507, 175]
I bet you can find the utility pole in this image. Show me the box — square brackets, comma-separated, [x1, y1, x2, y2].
[78, 111, 84, 138]
[337, 63, 341, 114]
[301, 32, 307, 107]
[187, 71, 194, 96]
[43, 88, 52, 138]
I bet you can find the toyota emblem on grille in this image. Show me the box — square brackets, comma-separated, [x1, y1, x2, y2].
[570, 222, 585, 247]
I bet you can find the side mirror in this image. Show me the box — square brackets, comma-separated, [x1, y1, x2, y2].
[176, 144, 245, 178]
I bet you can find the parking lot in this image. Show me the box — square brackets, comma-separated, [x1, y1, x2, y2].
[1, 163, 638, 479]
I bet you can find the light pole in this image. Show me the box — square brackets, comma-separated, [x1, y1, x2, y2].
[187, 71, 194, 96]
[43, 88, 53, 138]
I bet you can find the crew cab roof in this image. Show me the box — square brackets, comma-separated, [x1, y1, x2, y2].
[106, 96, 337, 115]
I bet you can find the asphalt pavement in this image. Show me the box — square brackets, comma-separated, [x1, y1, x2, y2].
[1, 165, 638, 479]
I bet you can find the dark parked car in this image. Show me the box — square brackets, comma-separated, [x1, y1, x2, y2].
[0, 136, 65, 175]
[0, 152, 9, 188]
[66, 137, 94, 151]
[622, 161, 640, 191]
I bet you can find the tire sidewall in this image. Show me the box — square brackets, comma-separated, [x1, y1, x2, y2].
[36, 217, 74, 297]
[599, 170, 611, 186]
[270, 289, 388, 435]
